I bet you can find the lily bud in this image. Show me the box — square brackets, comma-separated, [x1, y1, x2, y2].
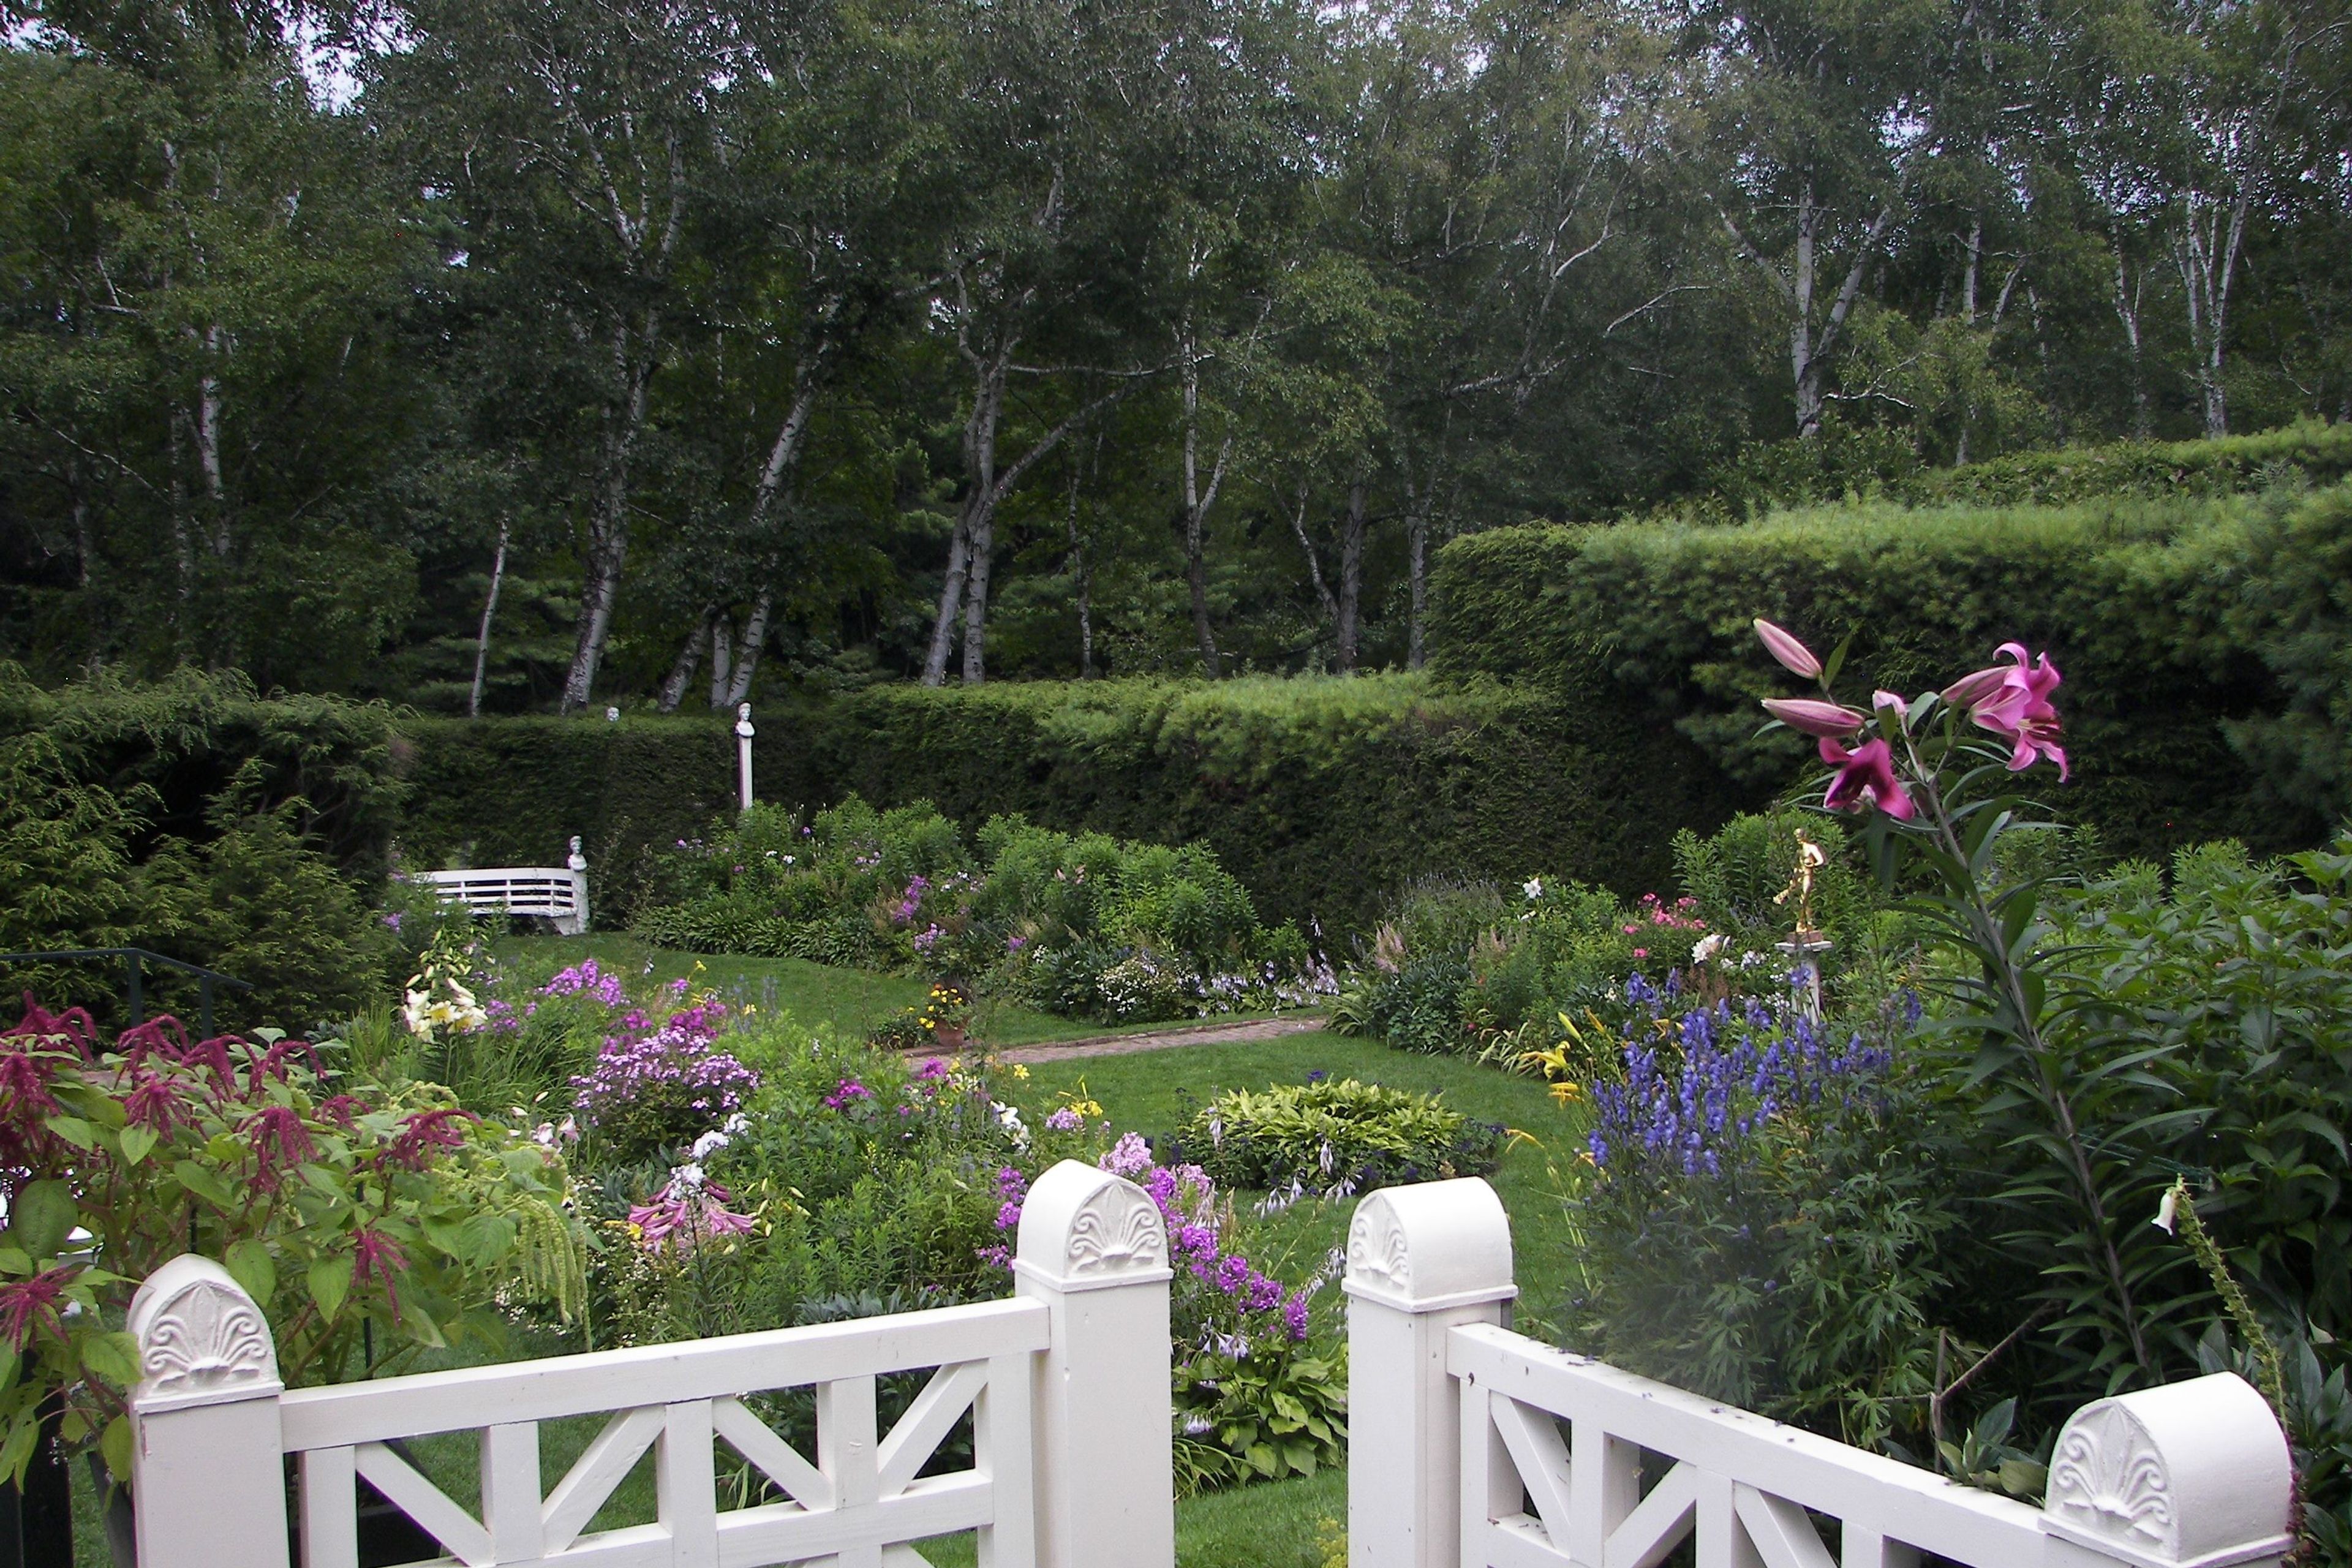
[1760, 697, 1869, 738]
[1941, 665, 2009, 710]
[1754, 619, 1823, 680]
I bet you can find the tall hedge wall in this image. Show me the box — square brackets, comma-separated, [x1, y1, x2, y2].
[1427, 483, 2352, 862]
[396, 677, 1747, 933]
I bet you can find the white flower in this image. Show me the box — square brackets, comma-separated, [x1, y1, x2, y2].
[557, 1115, 580, 1143]
[1523, 876, 1544, 900]
[691, 1128, 732, 1161]
[1692, 933, 1729, 965]
[721, 1112, 751, 1137]
[671, 1162, 707, 1192]
[996, 1104, 1031, 1150]
[2154, 1186, 2179, 1235]
[605, 706, 620, 722]
[530, 1121, 557, 1148]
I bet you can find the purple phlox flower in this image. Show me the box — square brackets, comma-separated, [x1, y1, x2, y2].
[1100, 1132, 1153, 1178]
[823, 1077, 874, 1110]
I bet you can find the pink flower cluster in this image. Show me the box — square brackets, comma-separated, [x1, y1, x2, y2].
[891, 876, 930, 925]
[629, 1170, 756, 1256]
[1754, 620, 2070, 821]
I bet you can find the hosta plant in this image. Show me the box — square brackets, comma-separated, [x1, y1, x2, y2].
[0, 1001, 587, 1484]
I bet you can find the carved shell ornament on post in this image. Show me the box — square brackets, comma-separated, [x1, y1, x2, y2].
[126, 1257, 279, 1407]
[2046, 1401, 2175, 1550]
[1065, 1183, 1167, 1277]
[2037, 1373, 2291, 1568]
[1346, 1194, 1411, 1292]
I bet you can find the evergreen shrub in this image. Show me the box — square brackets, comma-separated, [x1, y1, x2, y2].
[1429, 483, 2352, 861]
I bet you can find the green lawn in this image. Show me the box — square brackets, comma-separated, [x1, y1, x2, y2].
[1003, 1029, 1590, 1335]
[494, 933, 1299, 1049]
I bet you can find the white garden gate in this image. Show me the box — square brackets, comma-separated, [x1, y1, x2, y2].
[124, 1160, 1174, 1568]
[124, 1164, 2304, 1568]
[1343, 1177, 2297, 1568]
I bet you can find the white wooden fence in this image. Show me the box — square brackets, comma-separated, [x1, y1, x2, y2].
[1344, 1177, 2297, 1568]
[413, 839, 590, 936]
[124, 1160, 1174, 1568]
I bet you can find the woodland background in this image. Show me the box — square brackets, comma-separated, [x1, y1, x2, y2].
[4, 0, 2350, 712]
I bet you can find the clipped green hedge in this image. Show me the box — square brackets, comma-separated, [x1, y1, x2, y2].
[1696, 417, 2352, 522]
[395, 715, 737, 921]
[1427, 486, 2348, 862]
[395, 677, 1745, 934]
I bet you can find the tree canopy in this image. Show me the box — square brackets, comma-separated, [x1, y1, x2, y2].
[2, 0, 2346, 701]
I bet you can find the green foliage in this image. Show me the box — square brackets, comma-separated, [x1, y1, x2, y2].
[1563, 986, 1954, 1452]
[1332, 812, 1886, 1060]
[1428, 484, 2350, 861]
[404, 677, 1733, 940]
[1173, 1341, 1347, 1494]
[636, 796, 1326, 1024]
[1178, 1079, 1506, 1196]
[0, 1000, 586, 1483]
[1692, 419, 2352, 521]
[0, 668, 409, 1028]
[0, 664, 405, 868]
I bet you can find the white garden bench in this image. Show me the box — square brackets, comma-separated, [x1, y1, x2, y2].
[413, 837, 590, 935]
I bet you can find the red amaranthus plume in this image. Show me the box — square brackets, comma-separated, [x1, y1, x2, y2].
[121, 1066, 192, 1134]
[317, 1094, 369, 1128]
[0, 1267, 77, 1352]
[350, 1229, 408, 1320]
[243, 1104, 317, 1189]
[379, 1108, 474, 1171]
[113, 1016, 191, 1069]
[4, 999, 98, 1060]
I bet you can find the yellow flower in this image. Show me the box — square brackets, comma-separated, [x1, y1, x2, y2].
[1010, 1063, 1030, 1080]
[1549, 1081, 1583, 1106]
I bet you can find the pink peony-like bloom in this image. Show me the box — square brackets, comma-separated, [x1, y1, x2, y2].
[1754, 619, 1823, 680]
[1761, 697, 1870, 739]
[1819, 736, 1917, 820]
[1953, 643, 2068, 779]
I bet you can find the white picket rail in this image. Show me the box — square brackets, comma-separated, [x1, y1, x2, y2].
[124, 1159, 1175, 1568]
[1345, 1177, 2297, 1568]
[413, 838, 590, 935]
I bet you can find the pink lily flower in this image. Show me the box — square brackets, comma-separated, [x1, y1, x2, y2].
[1754, 619, 1823, 680]
[1955, 643, 2068, 778]
[1819, 736, 1917, 819]
[1761, 697, 1869, 738]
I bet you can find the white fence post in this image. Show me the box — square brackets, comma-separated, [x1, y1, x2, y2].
[1014, 1158, 1175, 1568]
[126, 1256, 290, 1568]
[1344, 1177, 1516, 1568]
[2040, 1370, 2294, 1568]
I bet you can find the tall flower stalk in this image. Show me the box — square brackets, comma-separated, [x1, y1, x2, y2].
[1753, 620, 2158, 1376]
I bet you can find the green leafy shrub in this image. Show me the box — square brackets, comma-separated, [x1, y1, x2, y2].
[0, 999, 586, 1483]
[1179, 1079, 1506, 1196]
[1564, 979, 1952, 1451]
[1428, 485, 2352, 861]
[637, 797, 1332, 1024]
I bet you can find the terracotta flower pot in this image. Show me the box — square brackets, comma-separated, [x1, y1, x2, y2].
[932, 1024, 967, 1050]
